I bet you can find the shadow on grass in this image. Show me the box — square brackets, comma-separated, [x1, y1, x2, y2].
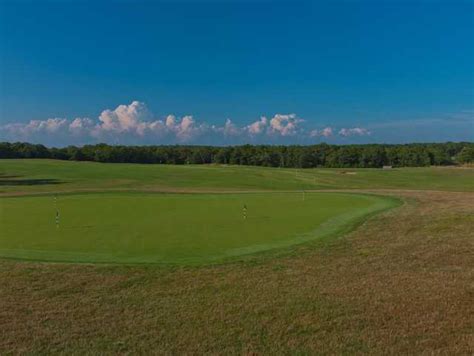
[0, 178, 62, 186]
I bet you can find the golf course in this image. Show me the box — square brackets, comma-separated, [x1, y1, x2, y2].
[0, 159, 473, 354]
[2, 0, 473, 352]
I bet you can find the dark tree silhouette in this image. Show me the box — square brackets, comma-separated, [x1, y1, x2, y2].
[0, 141, 472, 168]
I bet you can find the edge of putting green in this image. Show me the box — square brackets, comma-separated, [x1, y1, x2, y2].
[215, 192, 403, 265]
[0, 192, 403, 266]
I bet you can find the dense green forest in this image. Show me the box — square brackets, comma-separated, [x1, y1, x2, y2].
[1, 142, 473, 168]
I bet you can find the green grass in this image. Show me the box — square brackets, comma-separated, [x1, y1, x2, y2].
[0, 159, 467, 265]
[0, 192, 398, 264]
[1, 159, 473, 194]
[1, 159, 472, 353]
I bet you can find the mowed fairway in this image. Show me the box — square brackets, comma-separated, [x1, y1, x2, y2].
[0, 192, 396, 264]
[1, 159, 473, 194]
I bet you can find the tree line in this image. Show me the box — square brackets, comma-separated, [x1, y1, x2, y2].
[1, 141, 473, 168]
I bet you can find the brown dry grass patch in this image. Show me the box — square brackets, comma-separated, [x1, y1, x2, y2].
[0, 191, 473, 354]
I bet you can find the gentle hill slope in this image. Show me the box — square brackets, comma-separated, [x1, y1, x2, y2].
[1, 159, 473, 194]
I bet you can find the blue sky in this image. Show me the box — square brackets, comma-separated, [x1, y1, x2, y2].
[0, 0, 473, 146]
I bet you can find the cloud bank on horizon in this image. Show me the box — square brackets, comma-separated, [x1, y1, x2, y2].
[0, 101, 371, 146]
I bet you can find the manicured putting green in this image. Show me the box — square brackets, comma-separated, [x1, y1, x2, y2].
[0, 192, 397, 264]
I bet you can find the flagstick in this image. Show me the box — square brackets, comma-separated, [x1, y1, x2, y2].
[54, 194, 59, 228]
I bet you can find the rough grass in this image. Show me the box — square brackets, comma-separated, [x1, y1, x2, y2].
[1, 190, 472, 354]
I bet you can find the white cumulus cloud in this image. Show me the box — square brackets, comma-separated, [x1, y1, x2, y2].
[0, 100, 374, 145]
[1, 118, 69, 138]
[268, 114, 302, 136]
[69, 118, 96, 136]
[98, 100, 152, 132]
[310, 127, 333, 138]
[222, 119, 241, 136]
[338, 127, 371, 137]
[246, 117, 268, 135]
